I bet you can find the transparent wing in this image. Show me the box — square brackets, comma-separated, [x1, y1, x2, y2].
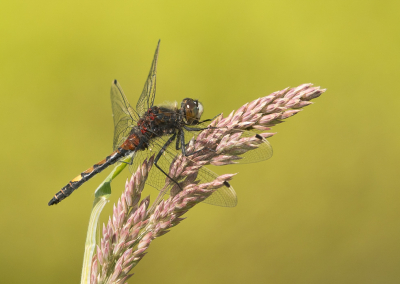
[212, 129, 273, 164]
[182, 126, 273, 165]
[136, 40, 160, 117]
[177, 118, 220, 149]
[110, 80, 137, 151]
[127, 134, 238, 207]
[124, 128, 272, 206]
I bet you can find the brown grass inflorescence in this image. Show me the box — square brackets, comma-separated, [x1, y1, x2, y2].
[90, 83, 326, 283]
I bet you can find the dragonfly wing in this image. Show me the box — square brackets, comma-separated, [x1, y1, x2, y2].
[190, 127, 273, 165]
[136, 41, 160, 117]
[200, 180, 237, 207]
[110, 80, 137, 151]
[128, 142, 167, 191]
[218, 129, 273, 164]
[144, 135, 238, 207]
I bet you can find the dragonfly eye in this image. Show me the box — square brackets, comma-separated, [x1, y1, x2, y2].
[182, 98, 204, 125]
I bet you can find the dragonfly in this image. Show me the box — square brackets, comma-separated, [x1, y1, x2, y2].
[48, 41, 273, 207]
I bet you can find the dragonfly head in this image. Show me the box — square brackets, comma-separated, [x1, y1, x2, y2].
[181, 98, 204, 125]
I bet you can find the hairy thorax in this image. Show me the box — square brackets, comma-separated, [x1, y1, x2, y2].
[122, 106, 181, 151]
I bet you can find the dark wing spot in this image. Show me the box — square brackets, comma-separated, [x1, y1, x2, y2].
[223, 181, 231, 187]
[255, 134, 263, 140]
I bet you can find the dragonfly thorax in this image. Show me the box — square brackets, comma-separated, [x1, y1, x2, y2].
[181, 98, 204, 125]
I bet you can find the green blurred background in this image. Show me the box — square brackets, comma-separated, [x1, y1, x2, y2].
[1, 0, 399, 283]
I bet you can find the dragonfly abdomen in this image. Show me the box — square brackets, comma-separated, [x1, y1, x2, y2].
[48, 148, 129, 206]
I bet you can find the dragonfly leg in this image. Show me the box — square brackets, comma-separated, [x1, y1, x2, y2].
[176, 129, 182, 150]
[198, 113, 221, 123]
[180, 128, 216, 157]
[154, 132, 182, 191]
[180, 129, 187, 155]
[183, 125, 219, 132]
[183, 125, 208, 132]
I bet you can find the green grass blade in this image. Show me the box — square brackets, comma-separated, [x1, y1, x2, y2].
[80, 154, 133, 284]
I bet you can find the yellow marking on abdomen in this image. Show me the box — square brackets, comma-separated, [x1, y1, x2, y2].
[83, 167, 94, 174]
[96, 159, 107, 166]
[71, 175, 83, 182]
